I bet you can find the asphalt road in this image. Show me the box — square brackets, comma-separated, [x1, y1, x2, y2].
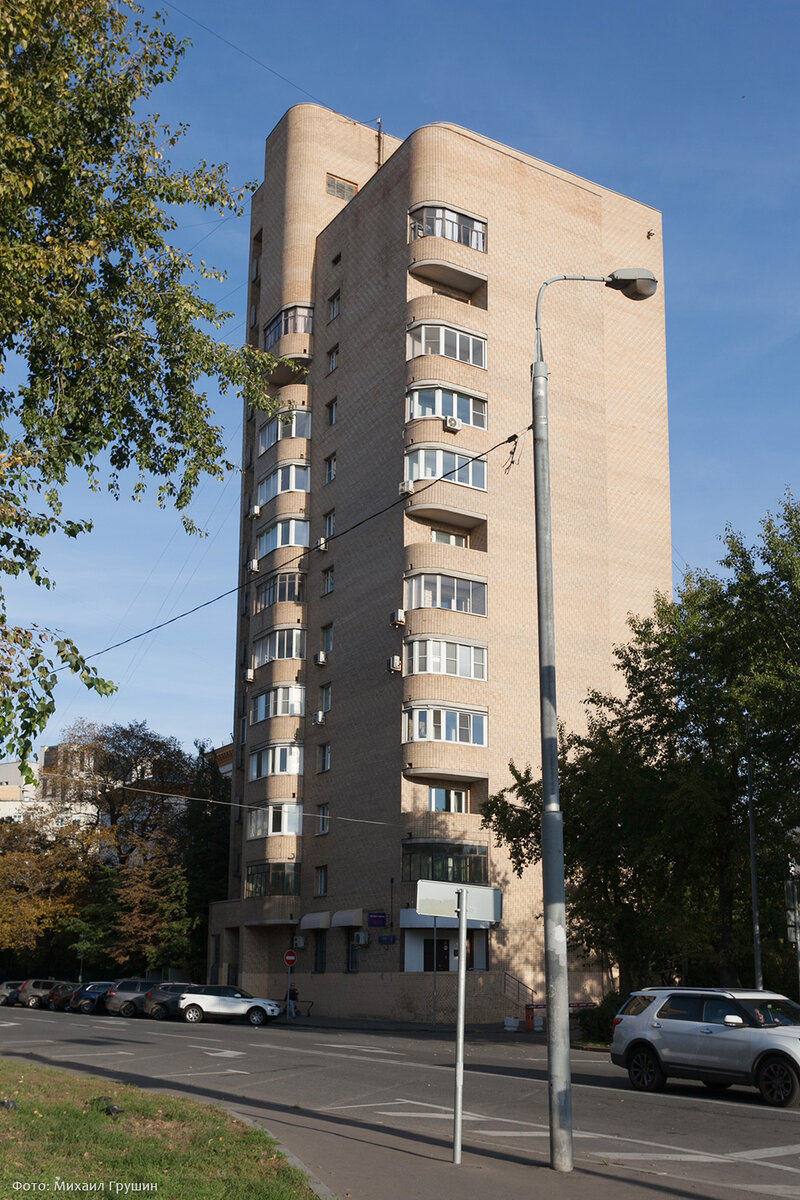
[3, 1009, 800, 1200]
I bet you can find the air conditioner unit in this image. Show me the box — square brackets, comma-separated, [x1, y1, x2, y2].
[390, 609, 406, 627]
[248, 558, 259, 573]
[353, 931, 369, 947]
[249, 504, 261, 519]
[444, 415, 462, 432]
[386, 656, 402, 673]
[314, 650, 327, 666]
[244, 669, 255, 683]
[316, 536, 327, 552]
[398, 479, 415, 497]
[312, 710, 326, 726]
[292, 935, 305, 950]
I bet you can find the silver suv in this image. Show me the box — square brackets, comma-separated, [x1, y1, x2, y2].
[611, 987, 800, 1107]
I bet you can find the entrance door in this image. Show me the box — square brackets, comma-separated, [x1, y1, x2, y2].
[424, 937, 450, 972]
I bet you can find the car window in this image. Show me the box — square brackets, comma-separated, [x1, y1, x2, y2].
[657, 994, 704, 1021]
[739, 998, 800, 1027]
[702, 998, 738, 1024]
[620, 995, 655, 1017]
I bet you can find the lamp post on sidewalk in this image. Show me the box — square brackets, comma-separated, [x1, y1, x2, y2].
[531, 268, 658, 1173]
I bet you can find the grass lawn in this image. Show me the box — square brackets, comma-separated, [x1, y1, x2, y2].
[0, 1058, 320, 1199]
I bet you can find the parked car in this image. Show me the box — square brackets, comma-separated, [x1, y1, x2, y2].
[0, 981, 23, 1007]
[178, 985, 281, 1027]
[105, 979, 164, 1017]
[46, 982, 78, 1011]
[17, 978, 72, 1009]
[68, 981, 117, 1015]
[143, 982, 197, 1021]
[611, 987, 800, 1107]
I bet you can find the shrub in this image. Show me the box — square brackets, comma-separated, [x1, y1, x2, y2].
[576, 991, 622, 1043]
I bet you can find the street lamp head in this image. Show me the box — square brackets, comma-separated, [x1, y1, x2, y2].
[605, 268, 658, 301]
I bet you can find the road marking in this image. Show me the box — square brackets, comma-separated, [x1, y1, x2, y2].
[732, 1146, 800, 1161]
[51, 1050, 136, 1059]
[157, 1068, 251, 1078]
[314, 1043, 405, 1055]
[0, 1021, 20, 1027]
[189, 1048, 246, 1058]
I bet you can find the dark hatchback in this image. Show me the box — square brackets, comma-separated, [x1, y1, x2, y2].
[46, 982, 78, 1011]
[68, 981, 117, 1014]
[142, 982, 198, 1021]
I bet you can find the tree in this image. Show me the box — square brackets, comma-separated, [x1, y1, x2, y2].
[483, 495, 800, 991]
[180, 743, 231, 978]
[112, 835, 194, 971]
[0, 1, 277, 767]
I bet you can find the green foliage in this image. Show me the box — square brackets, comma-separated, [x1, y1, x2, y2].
[181, 742, 231, 977]
[483, 495, 800, 992]
[576, 991, 622, 1044]
[0, 1, 278, 763]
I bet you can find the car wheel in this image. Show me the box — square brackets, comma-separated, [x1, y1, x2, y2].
[0, 996, 8, 1007]
[183, 1005, 204, 1024]
[757, 1056, 800, 1107]
[27, 997, 40, 1009]
[79, 1000, 94, 1015]
[119, 1001, 137, 1018]
[150, 1004, 168, 1022]
[247, 1006, 267, 1027]
[627, 1045, 666, 1092]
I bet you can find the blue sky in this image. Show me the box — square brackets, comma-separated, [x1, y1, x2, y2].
[7, 0, 799, 756]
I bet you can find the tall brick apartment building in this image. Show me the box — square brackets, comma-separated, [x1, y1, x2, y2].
[208, 105, 671, 1022]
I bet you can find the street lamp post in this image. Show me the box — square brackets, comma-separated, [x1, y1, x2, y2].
[531, 268, 657, 1173]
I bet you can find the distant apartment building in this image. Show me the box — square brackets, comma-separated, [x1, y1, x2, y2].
[0, 760, 39, 821]
[209, 105, 671, 1021]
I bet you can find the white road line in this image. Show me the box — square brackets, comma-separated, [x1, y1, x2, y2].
[732, 1146, 800, 1161]
[314, 1043, 405, 1055]
[157, 1068, 251, 1078]
[50, 1050, 136, 1058]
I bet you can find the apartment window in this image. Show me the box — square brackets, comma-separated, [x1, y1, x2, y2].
[324, 454, 336, 483]
[432, 529, 467, 547]
[317, 804, 330, 835]
[322, 565, 335, 595]
[324, 510, 335, 538]
[409, 206, 486, 252]
[328, 292, 340, 321]
[249, 304, 257, 328]
[263, 305, 314, 351]
[247, 803, 303, 839]
[252, 627, 306, 666]
[258, 409, 311, 454]
[407, 387, 487, 430]
[318, 743, 331, 772]
[405, 572, 486, 615]
[407, 639, 486, 680]
[326, 174, 357, 201]
[328, 346, 338, 373]
[249, 743, 304, 780]
[321, 624, 334, 652]
[254, 571, 305, 613]
[245, 860, 300, 898]
[405, 447, 486, 491]
[251, 685, 305, 723]
[404, 706, 487, 746]
[315, 865, 328, 897]
[327, 398, 338, 426]
[408, 324, 486, 369]
[256, 518, 309, 557]
[402, 841, 488, 884]
[257, 463, 311, 505]
[320, 683, 332, 713]
[429, 786, 468, 814]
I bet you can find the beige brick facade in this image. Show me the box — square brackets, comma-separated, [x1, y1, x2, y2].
[209, 105, 670, 1023]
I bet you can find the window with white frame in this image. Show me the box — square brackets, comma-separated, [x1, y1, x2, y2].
[247, 802, 303, 839]
[324, 453, 336, 483]
[257, 519, 309, 557]
[405, 573, 486, 615]
[409, 206, 486, 252]
[328, 292, 340, 321]
[429, 786, 469, 813]
[258, 409, 311, 454]
[405, 447, 486, 491]
[322, 565, 334, 594]
[315, 864, 328, 896]
[250, 685, 305, 723]
[252, 628, 306, 666]
[319, 682, 331, 712]
[432, 529, 467, 547]
[254, 571, 305, 613]
[404, 707, 486, 746]
[249, 743, 304, 780]
[407, 639, 486, 680]
[263, 305, 313, 351]
[406, 387, 487, 429]
[318, 743, 331, 772]
[316, 804, 330, 834]
[328, 346, 338, 373]
[327, 398, 338, 425]
[257, 463, 311, 506]
[408, 324, 485, 369]
[321, 623, 334, 652]
[324, 510, 335, 538]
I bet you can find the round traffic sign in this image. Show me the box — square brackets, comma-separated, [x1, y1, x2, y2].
[283, 949, 297, 967]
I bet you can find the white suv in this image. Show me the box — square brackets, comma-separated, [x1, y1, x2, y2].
[611, 987, 800, 1107]
[178, 984, 281, 1027]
